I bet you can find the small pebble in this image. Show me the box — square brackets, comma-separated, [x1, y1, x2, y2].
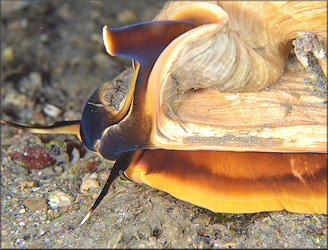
[3, 92, 28, 108]
[2, 230, 9, 236]
[19, 207, 26, 214]
[18, 221, 25, 227]
[2, 47, 15, 64]
[48, 190, 72, 208]
[85, 161, 98, 172]
[80, 178, 100, 194]
[19, 72, 42, 94]
[89, 172, 98, 179]
[15, 238, 25, 246]
[54, 165, 63, 174]
[70, 147, 80, 164]
[43, 104, 62, 117]
[20, 18, 28, 28]
[39, 215, 47, 221]
[40, 33, 49, 43]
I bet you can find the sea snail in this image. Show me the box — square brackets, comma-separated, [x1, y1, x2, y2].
[2, 1, 327, 224]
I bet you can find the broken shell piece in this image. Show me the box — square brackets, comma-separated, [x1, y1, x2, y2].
[47, 190, 72, 208]
[70, 147, 80, 164]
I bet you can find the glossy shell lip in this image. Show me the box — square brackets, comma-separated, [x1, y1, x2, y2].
[166, 1, 229, 24]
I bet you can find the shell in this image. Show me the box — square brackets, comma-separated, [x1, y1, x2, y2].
[155, 1, 327, 91]
[85, 1, 327, 155]
[145, 1, 327, 153]
[82, 1, 326, 217]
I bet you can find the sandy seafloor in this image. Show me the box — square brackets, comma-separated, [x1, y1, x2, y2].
[1, 1, 327, 248]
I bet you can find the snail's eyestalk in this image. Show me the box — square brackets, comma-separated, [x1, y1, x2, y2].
[80, 150, 143, 225]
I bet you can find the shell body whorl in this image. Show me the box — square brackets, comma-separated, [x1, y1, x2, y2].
[154, 1, 326, 93]
[146, 1, 327, 153]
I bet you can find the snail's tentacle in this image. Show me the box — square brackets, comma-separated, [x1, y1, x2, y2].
[1, 119, 81, 138]
[80, 150, 143, 225]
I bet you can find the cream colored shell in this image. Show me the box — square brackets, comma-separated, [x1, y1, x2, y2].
[145, 1, 327, 153]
